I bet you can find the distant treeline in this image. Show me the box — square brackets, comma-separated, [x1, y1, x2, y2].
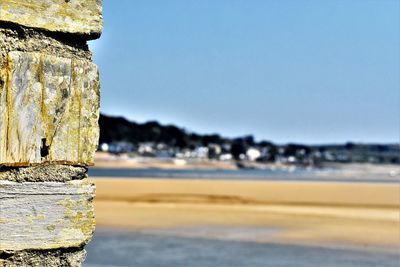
[99, 114, 282, 160]
[100, 113, 241, 148]
[99, 113, 399, 163]
[99, 114, 262, 157]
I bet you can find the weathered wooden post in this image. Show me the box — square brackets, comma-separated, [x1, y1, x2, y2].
[0, 0, 102, 265]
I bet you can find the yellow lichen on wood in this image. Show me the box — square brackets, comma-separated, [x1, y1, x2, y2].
[0, 59, 7, 162]
[41, 54, 72, 159]
[6, 52, 43, 164]
[0, 0, 102, 38]
[73, 59, 100, 163]
[0, 51, 100, 166]
[0, 179, 95, 251]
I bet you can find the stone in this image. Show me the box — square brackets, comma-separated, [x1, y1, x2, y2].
[0, 26, 92, 62]
[0, 179, 95, 251]
[0, 165, 87, 183]
[0, 0, 102, 39]
[0, 247, 86, 267]
[0, 51, 100, 166]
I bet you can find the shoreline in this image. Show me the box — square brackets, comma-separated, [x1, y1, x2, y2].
[92, 226, 400, 255]
[94, 153, 238, 170]
[93, 178, 400, 249]
[93, 152, 400, 180]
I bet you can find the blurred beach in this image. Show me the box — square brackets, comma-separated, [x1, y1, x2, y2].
[85, 167, 400, 267]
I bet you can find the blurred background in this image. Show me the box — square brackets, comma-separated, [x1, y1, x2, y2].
[85, 1, 399, 266]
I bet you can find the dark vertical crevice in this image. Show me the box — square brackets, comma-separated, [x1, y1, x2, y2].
[40, 138, 49, 158]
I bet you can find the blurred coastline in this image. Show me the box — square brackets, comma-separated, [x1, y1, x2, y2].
[94, 151, 400, 180]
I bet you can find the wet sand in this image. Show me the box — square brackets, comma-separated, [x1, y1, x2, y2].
[93, 178, 400, 248]
[85, 228, 400, 267]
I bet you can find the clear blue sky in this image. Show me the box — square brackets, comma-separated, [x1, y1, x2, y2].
[89, 0, 399, 144]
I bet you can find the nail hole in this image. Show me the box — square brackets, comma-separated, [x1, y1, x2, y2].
[41, 138, 49, 158]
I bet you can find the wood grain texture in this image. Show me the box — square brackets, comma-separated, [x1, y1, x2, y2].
[0, 0, 102, 38]
[0, 179, 95, 251]
[0, 61, 7, 162]
[0, 51, 100, 166]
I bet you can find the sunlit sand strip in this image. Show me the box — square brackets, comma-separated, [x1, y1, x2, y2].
[93, 178, 400, 247]
[94, 178, 399, 207]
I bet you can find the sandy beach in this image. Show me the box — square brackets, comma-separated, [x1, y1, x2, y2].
[93, 178, 400, 249]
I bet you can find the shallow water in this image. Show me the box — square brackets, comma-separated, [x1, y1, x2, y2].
[88, 167, 399, 183]
[84, 228, 399, 267]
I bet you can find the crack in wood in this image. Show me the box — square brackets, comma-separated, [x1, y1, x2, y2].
[0, 51, 100, 166]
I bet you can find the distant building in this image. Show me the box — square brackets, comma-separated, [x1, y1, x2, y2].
[219, 153, 233, 161]
[246, 148, 261, 161]
[99, 143, 109, 152]
[100, 142, 135, 153]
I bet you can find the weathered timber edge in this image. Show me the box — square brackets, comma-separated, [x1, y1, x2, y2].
[0, 0, 103, 38]
[0, 1, 102, 265]
[0, 179, 96, 251]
